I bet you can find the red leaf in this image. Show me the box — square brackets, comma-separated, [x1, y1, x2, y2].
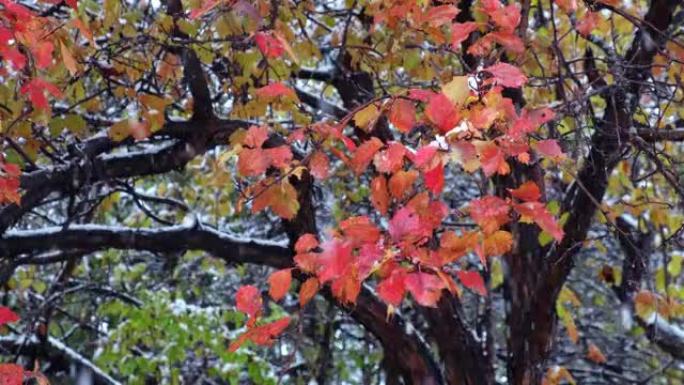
[317, 240, 353, 283]
[255, 82, 296, 100]
[508, 181, 542, 202]
[264, 146, 293, 168]
[405, 272, 444, 307]
[339, 216, 381, 246]
[425, 93, 461, 133]
[357, 242, 384, 278]
[577, 11, 600, 36]
[20, 78, 62, 111]
[509, 107, 555, 140]
[407, 89, 436, 102]
[487, 31, 525, 54]
[255, 31, 284, 58]
[309, 151, 330, 180]
[237, 148, 270, 176]
[410, 145, 438, 169]
[243, 125, 269, 148]
[388, 206, 423, 243]
[295, 233, 318, 254]
[389, 99, 416, 133]
[377, 269, 407, 306]
[423, 4, 460, 27]
[469, 195, 511, 234]
[350, 137, 383, 175]
[32, 41, 53, 69]
[268, 268, 292, 301]
[451, 22, 479, 48]
[424, 161, 444, 195]
[0, 307, 19, 326]
[555, 0, 577, 13]
[374, 142, 406, 174]
[513, 202, 564, 241]
[189, 0, 218, 19]
[534, 139, 565, 159]
[0, 46, 26, 70]
[489, 3, 521, 32]
[236, 285, 262, 319]
[483, 62, 527, 88]
[0, 363, 23, 385]
[229, 317, 290, 352]
[479, 142, 510, 177]
[456, 270, 487, 296]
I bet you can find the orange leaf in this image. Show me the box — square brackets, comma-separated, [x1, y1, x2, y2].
[295, 233, 318, 254]
[251, 179, 300, 219]
[469, 195, 511, 234]
[268, 268, 292, 301]
[370, 175, 390, 215]
[340, 216, 381, 245]
[388, 170, 419, 199]
[350, 137, 383, 175]
[236, 285, 262, 319]
[508, 181, 542, 202]
[60, 41, 79, 75]
[439, 230, 478, 262]
[587, 343, 607, 364]
[389, 99, 416, 133]
[255, 82, 297, 100]
[299, 278, 319, 307]
[330, 270, 362, 304]
[483, 230, 513, 257]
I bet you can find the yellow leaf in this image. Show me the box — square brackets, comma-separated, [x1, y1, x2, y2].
[441, 76, 470, 105]
[108, 120, 130, 141]
[60, 42, 79, 75]
[635, 290, 656, 320]
[353, 104, 380, 132]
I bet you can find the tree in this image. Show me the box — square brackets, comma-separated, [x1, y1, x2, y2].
[0, 0, 683, 384]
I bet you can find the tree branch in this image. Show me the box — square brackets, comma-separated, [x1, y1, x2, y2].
[0, 223, 444, 384]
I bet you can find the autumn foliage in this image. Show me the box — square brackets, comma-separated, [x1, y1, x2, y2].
[1, 0, 683, 382]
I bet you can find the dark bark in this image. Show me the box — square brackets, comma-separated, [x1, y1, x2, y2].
[505, 1, 679, 384]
